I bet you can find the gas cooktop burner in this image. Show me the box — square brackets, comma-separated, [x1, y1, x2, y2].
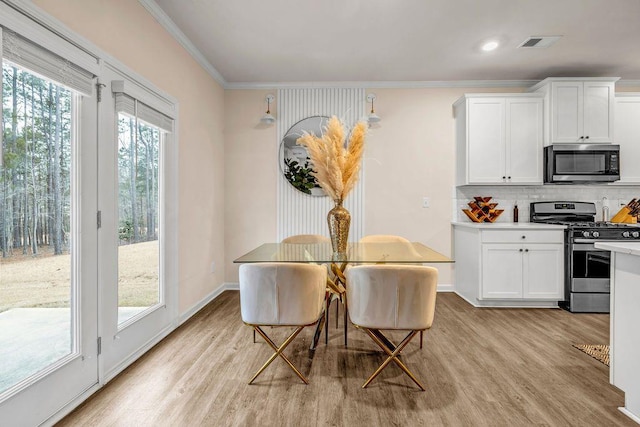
[530, 201, 640, 240]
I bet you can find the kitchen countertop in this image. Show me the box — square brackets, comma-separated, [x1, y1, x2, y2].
[452, 221, 567, 230]
[593, 241, 640, 256]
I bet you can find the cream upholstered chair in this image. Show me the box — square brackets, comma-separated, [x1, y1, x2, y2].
[250, 234, 330, 344]
[281, 234, 330, 244]
[346, 265, 438, 390]
[358, 235, 427, 348]
[239, 262, 326, 384]
[281, 234, 343, 346]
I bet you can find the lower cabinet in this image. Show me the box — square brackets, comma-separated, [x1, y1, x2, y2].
[481, 243, 564, 299]
[453, 225, 565, 307]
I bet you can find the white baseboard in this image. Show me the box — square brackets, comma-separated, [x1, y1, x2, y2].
[618, 407, 640, 424]
[454, 291, 560, 308]
[178, 282, 238, 325]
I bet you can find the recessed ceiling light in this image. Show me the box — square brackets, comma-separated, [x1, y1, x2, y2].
[481, 41, 499, 52]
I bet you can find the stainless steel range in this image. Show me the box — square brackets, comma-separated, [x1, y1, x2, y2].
[530, 201, 640, 313]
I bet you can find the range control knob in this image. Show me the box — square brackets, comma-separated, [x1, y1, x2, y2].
[582, 231, 591, 238]
[623, 231, 631, 238]
[633, 231, 640, 238]
[592, 231, 600, 238]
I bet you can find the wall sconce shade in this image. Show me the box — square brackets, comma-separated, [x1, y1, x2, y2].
[367, 93, 381, 123]
[261, 94, 276, 124]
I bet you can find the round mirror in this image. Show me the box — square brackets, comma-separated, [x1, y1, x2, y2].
[279, 116, 329, 196]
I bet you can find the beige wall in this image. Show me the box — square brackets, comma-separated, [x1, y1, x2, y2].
[223, 87, 525, 285]
[34, 0, 226, 314]
[223, 90, 278, 282]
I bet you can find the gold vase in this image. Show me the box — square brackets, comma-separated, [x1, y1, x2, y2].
[328, 199, 350, 262]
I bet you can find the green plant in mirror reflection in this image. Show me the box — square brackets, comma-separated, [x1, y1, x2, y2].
[283, 157, 321, 195]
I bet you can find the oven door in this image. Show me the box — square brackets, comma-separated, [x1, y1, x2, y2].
[570, 241, 611, 292]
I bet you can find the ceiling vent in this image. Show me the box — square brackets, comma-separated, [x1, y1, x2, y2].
[518, 36, 562, 48]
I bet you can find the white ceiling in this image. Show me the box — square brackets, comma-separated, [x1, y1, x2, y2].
[147, 0, 640, 87]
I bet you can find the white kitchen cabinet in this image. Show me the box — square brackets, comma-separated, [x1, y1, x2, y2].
[615, 94, 640, 184]
[455, 94, 543, 186]
[481, 244, 523, 298]
[453, 223, 565, 307]
[523, 244, 565, 299]
[481, 243, 564, 300]
[530, 77, 618, 144]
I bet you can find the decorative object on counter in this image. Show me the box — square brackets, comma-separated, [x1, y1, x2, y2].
[610, 198, 639, 224]
[513, 202, 519, 223]
[297, 116, 367, 261]
[462, 196, 504, 223]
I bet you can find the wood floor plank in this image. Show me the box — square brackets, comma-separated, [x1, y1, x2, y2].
[57, 291, 635, 426]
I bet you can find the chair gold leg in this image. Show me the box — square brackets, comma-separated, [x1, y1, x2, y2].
[249, 326, 308, 385]
[325, 293, 330, 345]
[362, 329, 425, 391]
[343, 305, 348, 346]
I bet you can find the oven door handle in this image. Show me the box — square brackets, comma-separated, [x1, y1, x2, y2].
[572, 241, 598, 250]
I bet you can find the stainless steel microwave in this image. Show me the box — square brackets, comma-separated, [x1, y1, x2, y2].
[544, 144, 620, 183]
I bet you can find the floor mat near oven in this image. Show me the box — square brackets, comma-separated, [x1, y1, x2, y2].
[572, 344, 610, 366]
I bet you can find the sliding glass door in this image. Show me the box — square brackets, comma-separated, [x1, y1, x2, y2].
[0, 27, 99, 425]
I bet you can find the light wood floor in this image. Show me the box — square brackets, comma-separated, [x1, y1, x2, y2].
[58, 291, 635, 426]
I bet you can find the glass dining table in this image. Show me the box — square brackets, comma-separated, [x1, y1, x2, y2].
[234, 242, 453, 349]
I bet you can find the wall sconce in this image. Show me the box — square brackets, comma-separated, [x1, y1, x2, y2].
[261, 94, 276, 124]
[367, 93, 381, 123]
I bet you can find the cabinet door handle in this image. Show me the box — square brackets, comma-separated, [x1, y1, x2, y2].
[585, 136, 589, 139]
[525, 248, 529, 252]
[579, 136, 584, 139]
[502, 176, 506, 180]
[508, 176, 511, 180]
[519, 248, 523, 252]
[521, 235, 526, 239]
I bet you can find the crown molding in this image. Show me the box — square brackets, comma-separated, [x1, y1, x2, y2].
[618, 80, 640, 87]
[225, 78, 640, 90]
[225, 80, 541, 90]
[137, 0, 227, 87]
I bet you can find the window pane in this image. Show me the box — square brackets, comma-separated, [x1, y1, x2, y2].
[117, 114, 160, 325]
[0, 62, 74, 393]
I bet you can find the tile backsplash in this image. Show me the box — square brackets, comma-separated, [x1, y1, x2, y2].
[455, 185, 640, 223]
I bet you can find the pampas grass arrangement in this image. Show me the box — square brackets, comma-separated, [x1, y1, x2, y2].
[296, 116, 367, 201]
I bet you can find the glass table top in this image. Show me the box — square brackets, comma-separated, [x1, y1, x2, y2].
[234, 242, 452, 264]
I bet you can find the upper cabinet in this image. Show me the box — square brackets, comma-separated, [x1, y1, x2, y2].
[615, 94, 640, 184]
[530, 77, 618, 145]
[455, 94, 543, 186]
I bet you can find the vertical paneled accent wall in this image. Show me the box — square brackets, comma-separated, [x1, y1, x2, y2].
[277, 88, 366, 241]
